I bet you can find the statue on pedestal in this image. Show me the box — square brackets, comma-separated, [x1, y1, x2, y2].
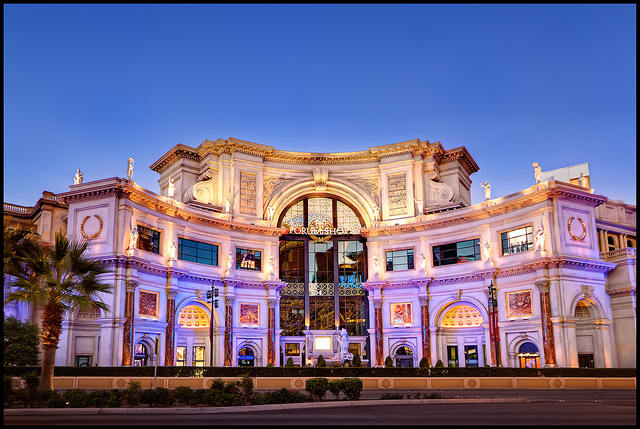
[535, 228, 546, 251]
[167, 178, 175, 197]
[414, 197, 424, 215]
[334, 328, 354, 364]
[481, 181, 491, 200]
[533, 162, 542, 184]
[127, 157, 135, 180]
[578, 173, 588, 188]
[74, 169, 83, 185]
[128, 225, 138, 250]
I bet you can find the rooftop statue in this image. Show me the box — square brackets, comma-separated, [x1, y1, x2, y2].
[74, 168, 83, 185]
[481, 181, 491, 200]
[127, 157, 135, 180]
[533, 162, 542, 184]
[578, 173, 588, 188]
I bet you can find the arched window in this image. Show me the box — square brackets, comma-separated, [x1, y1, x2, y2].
[575, 300, 593, 319]
[441, 305, 484, 327]
[133, 343, 149, 367]
[517, 342, 539, 368]
[278, 196, 367, 337]
[394, 346, 414, 368]
[238, 346, 255, 367]
[607, 236, 616, 252]
[177, 305, 211, 328]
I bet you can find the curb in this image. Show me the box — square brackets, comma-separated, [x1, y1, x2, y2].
[3, 398, 531, 415]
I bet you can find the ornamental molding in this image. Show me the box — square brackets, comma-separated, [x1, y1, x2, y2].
[150, 146, 200, 174]
[58, 186, 129, 204]
[362, 184, 605, 238]
[124, 187, 285, 237]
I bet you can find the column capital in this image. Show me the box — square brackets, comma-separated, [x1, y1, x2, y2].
[268, 299, 278, 308]
[535, 281, 550, 293]
[419, 295, 430, 306]
[125, 280, 139, 292]
[373, 298, 382, 309]
[224, 296, 236, 306]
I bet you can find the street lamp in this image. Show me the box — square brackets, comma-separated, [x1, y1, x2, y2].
[487, 281, 500, 367]
[206, 283, 219, 367]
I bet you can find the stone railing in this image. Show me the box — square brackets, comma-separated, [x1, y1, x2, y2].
[600, 248, 636, 262]
[3, 202, 31, 215]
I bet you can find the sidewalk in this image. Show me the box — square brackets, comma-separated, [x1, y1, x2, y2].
[4, 397, 531, 415]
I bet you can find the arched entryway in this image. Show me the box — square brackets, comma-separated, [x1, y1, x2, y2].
[394, 345, 415, 367]
[278, 195, 369, 366]
[175, 303, 217, 366]
[438, 302, 486, 367]
[517, 342, 540, 368]
[238, 345, 256, 367]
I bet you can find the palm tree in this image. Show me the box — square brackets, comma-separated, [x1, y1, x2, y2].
[4, 228, 112, 391]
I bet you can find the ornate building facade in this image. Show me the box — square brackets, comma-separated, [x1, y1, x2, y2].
[4, 138, 636, 368]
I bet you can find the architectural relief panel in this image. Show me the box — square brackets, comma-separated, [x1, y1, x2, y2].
[506, 290, 533, 318]
[138, 290, 159, 317]
[388, 173, 407, 216]
[240, 172, 257, 215]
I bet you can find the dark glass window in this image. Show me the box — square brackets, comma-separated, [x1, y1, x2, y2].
[501, 226, 533, 255]
[280, 241, 305, 336]
[178, 238, 218, 266]
[236, 248, 261, 271]
[339, 240, 366, 336]
[138, 225, 160, 254]
[447, 345, 458, 368]
[464, 345, 478, 367]
[284, 343, 300, 356]
[385, 249, 414, 271]
[309, 241, 334, 330]
[433, 239, 481, 266]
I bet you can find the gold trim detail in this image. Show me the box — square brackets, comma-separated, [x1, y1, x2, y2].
[80, 215, 103, 239]
[567, 217, 586, 241]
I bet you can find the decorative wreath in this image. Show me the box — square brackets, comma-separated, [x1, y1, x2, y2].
[567, 217, 586, 241]
[80, 215, 103, 239]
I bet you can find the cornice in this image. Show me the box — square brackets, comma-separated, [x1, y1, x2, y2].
[57, 178, 130, 204]
[362, 183, 606, 237]
[363, 256, 614, 289]
[149, 144, 200, 174]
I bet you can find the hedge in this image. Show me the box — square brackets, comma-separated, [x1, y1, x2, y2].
[3, 366, 635, 378]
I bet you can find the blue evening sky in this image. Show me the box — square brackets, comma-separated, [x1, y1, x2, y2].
[4, 4, 636, 208]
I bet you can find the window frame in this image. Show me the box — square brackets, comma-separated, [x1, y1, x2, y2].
[236, 247, 263, 271]
[432, 238, 481, 267]
[499, 224, 534, 256]
[177, 237, 220, 266]
[385, 247, 415, 272]
[137, 224, 161, 254]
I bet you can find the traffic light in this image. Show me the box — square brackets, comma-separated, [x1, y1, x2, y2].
[206, 290, 212, 301]
[214, 299, 219, 309]
[214, 288, 219, 298]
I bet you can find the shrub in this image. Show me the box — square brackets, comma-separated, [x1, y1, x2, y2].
[210, 378, 225, 391]
[316, 355, 327, 368]
[222, 380, 239, 395]
[251, 388, 310, 405]
[24, 372, 39, 408]
[203, 389, 223, 406]
[384, 356, 394, 368]
[328, 379, 342, 400]
[305, 377, 330, 402]
[419, 357, 430, 368]
[285, 357, 295, 367]
[39, 390, 66, 408]
[154, 387, 174, 407]
[12, 388, 28, 408]
[380, 393, 403, 399]
[239, 374, 253, 404]
[140, 388, 158, 406]
[63, 388, 89, 408]
[434, 359, 444, 368]
[266, 363, 274, 368]
[341, 377, 363, 401]
[88, 390, 112, 407]
[108, 390, 123, 408]
[4, 375, 15, 408]
[125, 381, 142, 406]
[173, 386, 195, 405]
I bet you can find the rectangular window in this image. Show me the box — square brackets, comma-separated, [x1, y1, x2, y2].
[433, 239, 481, 266]
[501, 226, 534, 255]
[464, 345, 479, 367]
[176, 346, 187, 366]
[385, 248, 414, 271]
[447, 346, 458, 368]
[285, 343, 301, 356]
[178, 238, 219, 266]
[75, 355, 92, 367]
[138, 225, 161, 254]
[236, 248, 262, 271]
[193, 346, 205, 367]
